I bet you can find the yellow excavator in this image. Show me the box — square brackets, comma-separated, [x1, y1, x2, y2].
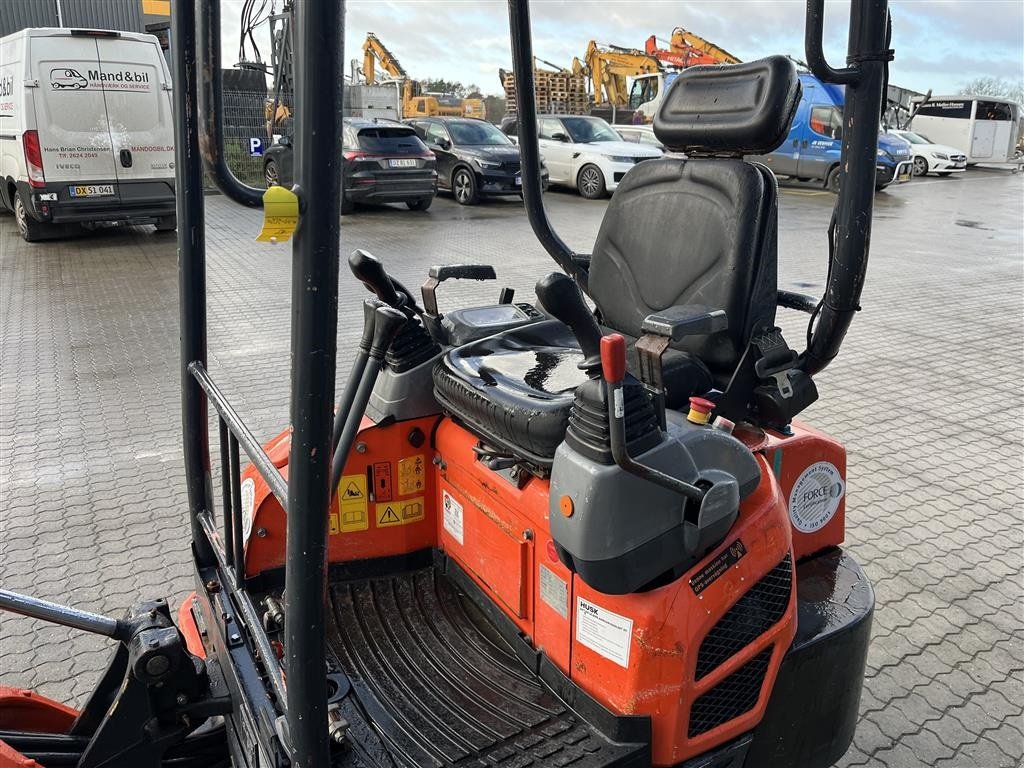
[362, 32, 486, 120]
[572, 40, 661, 110]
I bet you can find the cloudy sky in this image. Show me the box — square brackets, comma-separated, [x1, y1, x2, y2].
[226, 0, 1023, 97]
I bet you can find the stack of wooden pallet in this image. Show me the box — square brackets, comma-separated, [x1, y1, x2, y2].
[500, 67, 589, 116]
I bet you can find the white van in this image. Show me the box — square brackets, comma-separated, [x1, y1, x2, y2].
[0, 28, 176, 241]
[909, 96, 1021, 165]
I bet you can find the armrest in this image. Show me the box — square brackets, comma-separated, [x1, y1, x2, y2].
[428, 264, 497, 282]
[641, 305, 728, 343]
[422, 264, 497, 316]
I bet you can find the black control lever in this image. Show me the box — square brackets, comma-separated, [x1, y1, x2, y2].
[331, 298, 385, 452]
[329, 306, 407, 494]
[535, 272, 603, 374]
[349, 249, 403, 309]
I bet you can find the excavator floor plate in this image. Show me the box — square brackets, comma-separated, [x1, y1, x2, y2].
[322, 562, 649, 768]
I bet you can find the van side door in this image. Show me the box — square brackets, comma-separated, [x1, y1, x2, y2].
[797, 104, 843, 180]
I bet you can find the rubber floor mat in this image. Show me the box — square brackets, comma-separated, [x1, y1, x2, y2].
[324, 567, 647, 767]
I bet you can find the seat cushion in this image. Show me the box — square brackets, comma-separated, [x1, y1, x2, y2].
[433, 319, 711, 467]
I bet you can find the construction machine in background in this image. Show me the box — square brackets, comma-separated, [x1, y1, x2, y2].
[574, 40, 662, 121]
[645, 27, 741, 69]
[362, 32, 487, 120]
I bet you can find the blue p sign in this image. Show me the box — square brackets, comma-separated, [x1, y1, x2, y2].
[248, 137, 266, 157]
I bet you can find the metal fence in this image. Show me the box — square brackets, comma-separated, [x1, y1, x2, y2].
[215, 89, 273, 189]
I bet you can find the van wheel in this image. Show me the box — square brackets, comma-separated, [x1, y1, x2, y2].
[14, 191, 49, 242]
[154, 215, 177, 232]
[825, 166, 842, 194]
[577, 164, 606, 199]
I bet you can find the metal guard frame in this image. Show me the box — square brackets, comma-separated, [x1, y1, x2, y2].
[173, 0, 890, 764]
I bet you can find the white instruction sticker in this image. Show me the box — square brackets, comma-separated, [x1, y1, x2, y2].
[240, 477, 256, 542]
[576, 597, 633, 668]
[539, 565, 568, 619]
[442, 489, 464, 545]
[788, 461, 845, 533]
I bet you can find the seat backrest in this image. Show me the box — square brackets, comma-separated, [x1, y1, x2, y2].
[588, 57, 799, 379]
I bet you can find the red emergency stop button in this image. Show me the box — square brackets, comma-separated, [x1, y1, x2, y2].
[687, 396, 716, 425]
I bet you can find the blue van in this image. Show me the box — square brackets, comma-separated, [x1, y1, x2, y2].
[752, 72, 913, 192]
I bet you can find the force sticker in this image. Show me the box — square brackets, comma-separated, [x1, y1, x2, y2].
[539, 565, 568, 619]
[442, 490, 464, 545]
[576, 598, 633, 668]
[788, 461, 845, 533]
[375, 497, 424, 528]
[334, 474, 369, 534]
[240, 477, 256, 542]
[398, 454, 426, 496]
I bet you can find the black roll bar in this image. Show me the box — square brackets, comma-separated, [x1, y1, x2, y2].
[507, 0, 588, 287]
[800, 0, 891, 375]
[172, 0, 216, 568]
[197, 0, 265, 207]
[281, 0, 345, 765]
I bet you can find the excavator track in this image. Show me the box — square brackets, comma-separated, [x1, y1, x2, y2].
[321, 564, 648, 767]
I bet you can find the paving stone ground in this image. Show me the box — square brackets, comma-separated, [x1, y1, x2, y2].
[1, 172, 1022, 767]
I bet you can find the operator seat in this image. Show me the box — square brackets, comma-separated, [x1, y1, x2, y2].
[433, 57, 801, 468]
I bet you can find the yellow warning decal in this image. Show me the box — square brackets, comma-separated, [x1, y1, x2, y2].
[398, 454, 426, 496]
[256, 185, 299, 243]
[376, 497, 425, 528]
[333, 474, 369, 534]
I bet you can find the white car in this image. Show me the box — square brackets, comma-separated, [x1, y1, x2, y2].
[889, 129, 967, 177]
[616, 124, 666, 151]
[504, 115, 662, 198]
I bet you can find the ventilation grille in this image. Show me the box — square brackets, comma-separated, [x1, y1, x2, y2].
[695, 554, 792, 680]
[688, 647, 773, 738]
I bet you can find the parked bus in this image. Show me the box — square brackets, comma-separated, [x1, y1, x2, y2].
[910, 96, 1021, 165]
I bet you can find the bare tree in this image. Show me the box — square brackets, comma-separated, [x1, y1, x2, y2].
[958, 77, 1024, 105]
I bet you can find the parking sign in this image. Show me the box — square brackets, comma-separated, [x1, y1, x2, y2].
[248, 137, 266, 157]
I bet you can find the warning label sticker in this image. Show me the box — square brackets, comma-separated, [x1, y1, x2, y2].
[788, 461, 845, 533]
[376, 497, 424, 528]
[240, 477, 256, 542]
[373, 461, 393, 502]
[540, 565, 568, 619]
[442, 490, 464, 545]
[398, 454, 426, 496]
[333, 474, 368, 535]
[576, 598, 633, 668]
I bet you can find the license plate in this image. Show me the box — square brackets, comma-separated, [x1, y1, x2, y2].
[514, 175, 522, 186]
[69, 184, 115, 198]
[388, 158, 417, 168]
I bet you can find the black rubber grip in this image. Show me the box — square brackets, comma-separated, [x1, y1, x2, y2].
[535, 273, 603, 369]
[349, 249, 401, 308]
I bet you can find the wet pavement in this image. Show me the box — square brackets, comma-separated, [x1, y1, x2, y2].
[1, 169, 1022, 767]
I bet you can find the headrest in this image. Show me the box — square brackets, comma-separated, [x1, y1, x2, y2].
[653, 56, 801, 156]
